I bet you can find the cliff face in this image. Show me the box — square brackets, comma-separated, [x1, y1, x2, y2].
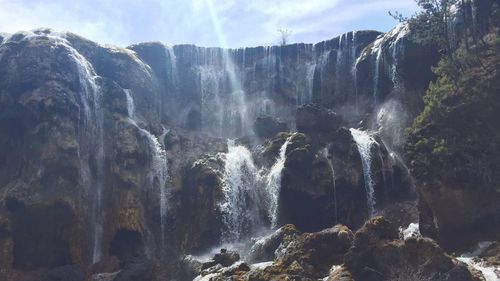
[0, 1, 497, 280]
[406, 7, 500, 251]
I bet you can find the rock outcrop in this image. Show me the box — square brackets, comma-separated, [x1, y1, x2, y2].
[192, 217, 485, 281]
[344, 217, 482, 281]
[406, 12, 500, 251]
[0, 1, 497, 279]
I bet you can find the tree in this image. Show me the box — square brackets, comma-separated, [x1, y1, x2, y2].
[409, 0, 460, 55]
[391, 0, 460, 56]
[277, 28, 292, 46]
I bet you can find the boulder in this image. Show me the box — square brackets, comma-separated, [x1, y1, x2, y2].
[296, 103, 343, 134]
[344, 217, 481, 281]
[479, 242, 500, 268]
[276, 225, 353, 277]
[325, 266, 354, 281]
[278, 132, 333, 231]
[246, 224, 301, 264]
[253, 115, 288, 139]
[178, 255, 203, 281]
[201, 249, 240, 269]
[178, 156, 224, 253]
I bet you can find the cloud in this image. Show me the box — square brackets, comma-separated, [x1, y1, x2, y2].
[0, 0, 419, 47]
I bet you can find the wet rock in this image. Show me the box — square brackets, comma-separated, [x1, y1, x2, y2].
[178, 156, 224, 253]
[479, 242, 500, 268]
[296, 103, 343, 134]
[344, 217, 481, 281]
[261, 132, 294, 164]
[201, 249, 240, 269]
[324, 266, 354, 281]
[378, 200, 418, 230]
[220, 262, 251, 277]
[38, 265, 85, 281]
[246, 224, 301, 264]
[405, 27, 500, 250]
[253, 115, 288, 139]
[113, 257, 153, 281]
[195, 261, 251, 281]
[90, 271, 120, 281]
[276, 225, 353, 277]
[278, 132, 333, 231]
[179, 255, 203, 281]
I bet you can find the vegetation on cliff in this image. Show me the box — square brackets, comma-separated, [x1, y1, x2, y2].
[405, 0, 500, 249]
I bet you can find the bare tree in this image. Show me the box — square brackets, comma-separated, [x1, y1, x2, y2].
[277, 28, 292, 46]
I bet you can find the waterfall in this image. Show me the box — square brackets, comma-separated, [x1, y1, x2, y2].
[457, 241, 499, 281]
[265, 136, 293, 228]
[335, 34, 344, 98]
[373, 47, 383, 104]
[198, 63, 225, 136]
[221, 140, 260, 242]
[65, 42, 106, 264]
[164, 45, 177, 117]
[350, 128, 377, 218]
[223, 49, 250, 137]
[196, 48, 251, 138]
[471, 0, 478, 29]
[399, 222, 421, 240]
[305, 60, 316, 104]
[320, 148, 337, 223]
[125, 90, 169, 248]
[165, 45, 177, 85]
[352, 31, 359, 110]
[390, 23, 409, 91]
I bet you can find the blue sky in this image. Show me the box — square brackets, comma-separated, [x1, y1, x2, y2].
[0, 0, 420, 47]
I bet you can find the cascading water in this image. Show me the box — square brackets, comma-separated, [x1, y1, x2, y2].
[457, 241, 499, 281]
[390, 23, 409, 91]
[221, 140, 260, 242]
[198, 62, 225, 136]
[265, 136, 293, 228]
[163, 45, 177, 117]
[223, 49, 251, 137]
[335, 34, 344, 98]
[165, 45, 177, 86]
[350, 128, 378, 218]
[164, 29, 386, 140]
[194, 48, 252, 138]
[352, 31, 359, 110]
[373, 46, 383, 104]
[65, 41, 106, 264]
[315, 49, 331, 100]
[320, 147, 338, 223]
[124, 90, 169, 249]
[305, 61, 316, 104]
[399, 222, 421, 240]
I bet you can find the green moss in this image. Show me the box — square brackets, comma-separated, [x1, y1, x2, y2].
[432, 139, 448, 155]
[415, 138, 430, 149]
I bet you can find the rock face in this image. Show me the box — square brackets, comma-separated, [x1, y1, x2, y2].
[344, 217, 482, 281]
[272, 109, 415, 232]
[295, 103, 343, 134]
[275, 224, 353, 277]
[0, 2, 496, 279]
[192, 218, 484, 281]
[405, 4, 500, 251]
[253, 115, 288, 139]
[246, 224, 300, 264]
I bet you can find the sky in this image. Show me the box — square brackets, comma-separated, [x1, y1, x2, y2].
[0, 0, 420, 48]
